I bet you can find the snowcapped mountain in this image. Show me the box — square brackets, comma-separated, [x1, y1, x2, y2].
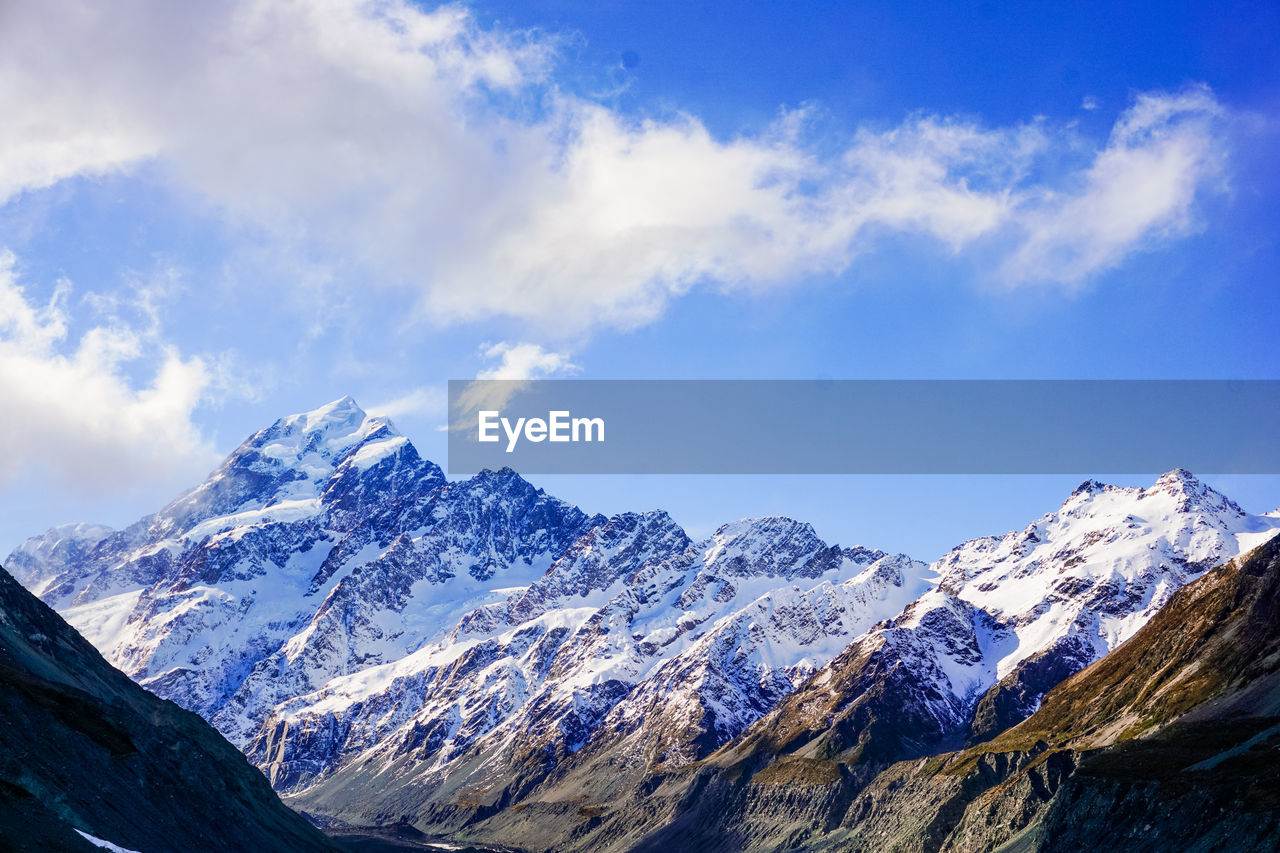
[727, 467, 1280, 769]
[15, 397, 600, 742]
[550, 532, 1280, 853]
[6, 521, 114, 590]
[10, 396, 1280, 843]
[10, 399, 925, 798]
[248, 514, 932, 821]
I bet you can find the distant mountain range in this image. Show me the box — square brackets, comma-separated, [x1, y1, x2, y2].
[563, 526, 1280, 852]
[10, 397, 1280, 851]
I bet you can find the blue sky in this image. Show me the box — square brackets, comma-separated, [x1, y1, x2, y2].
[0, 0, 1277, 559]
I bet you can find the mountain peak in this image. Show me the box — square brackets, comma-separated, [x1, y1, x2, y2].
[1153, 467, 1200, 489]
[467, 466, 535, 492]
[290, 395, 370, 434]
[711, 515, 815, 540]
[700, 516, 829, 579]
[1061, 470, 1242, 519]
[1144, 468, 1243, 516]
[1069, 479, 1108, 498]
[243, 397, 397, 469]
[132, 398, 423, 550]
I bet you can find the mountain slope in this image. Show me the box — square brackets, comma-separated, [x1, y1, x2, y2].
[499, 530, 1280, 853]
[0, 563, 338, 852]
[822, 527, 1280, 853]
[947, 529, 1280, 850]
[989, 526, 1280, 750]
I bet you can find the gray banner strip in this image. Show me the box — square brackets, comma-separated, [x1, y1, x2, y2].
[446, 380, 1280, 474]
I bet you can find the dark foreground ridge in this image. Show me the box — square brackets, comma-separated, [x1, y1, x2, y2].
[0, 563, 339, 852]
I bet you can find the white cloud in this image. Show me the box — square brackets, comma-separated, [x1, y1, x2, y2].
[1001, 85, 1226, 284]
[366, 386, 447, 420]
[476, 342, 580, 380]
[448, 342, 579, 421]
[0, 252, 216, 492]
[0, 1, 1232, 335]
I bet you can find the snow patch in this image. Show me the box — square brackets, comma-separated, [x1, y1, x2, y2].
[74, 830, 141, 853]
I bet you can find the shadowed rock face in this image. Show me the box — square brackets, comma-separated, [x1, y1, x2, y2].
[0, 564, 339, 853]
[965, 635, 1092, 746]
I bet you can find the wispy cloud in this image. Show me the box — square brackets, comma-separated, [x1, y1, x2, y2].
[366, 386, 447, 421]
[476, 342, 580, 381]
[0, 1, 1233, 337]
[451, 342, 580, 422]
[1000, 85, 1226, 284]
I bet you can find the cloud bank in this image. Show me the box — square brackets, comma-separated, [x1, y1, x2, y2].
[0, 253, 216, 492]
[0, 0, 1232, 337]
